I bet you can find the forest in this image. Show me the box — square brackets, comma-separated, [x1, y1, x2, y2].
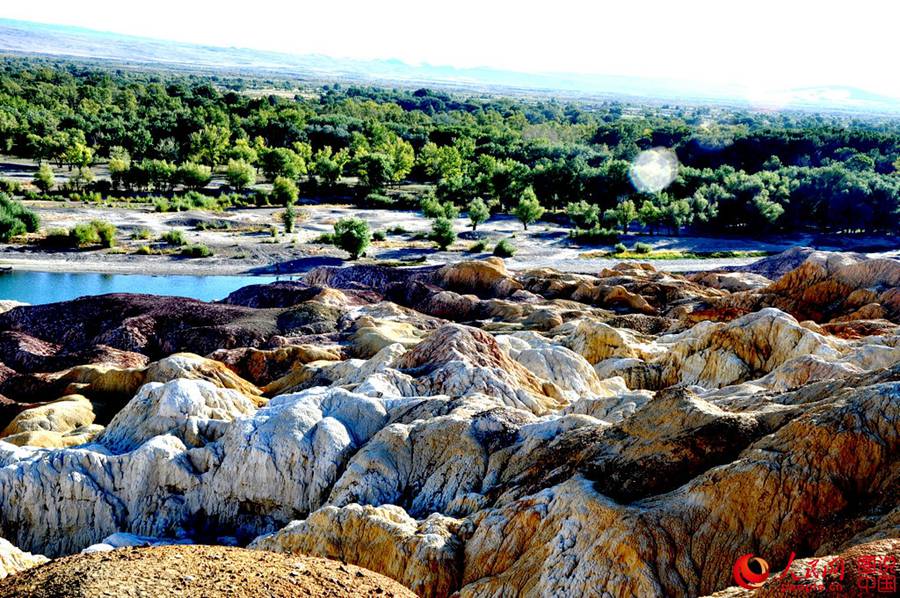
[1, 56, 898, 237]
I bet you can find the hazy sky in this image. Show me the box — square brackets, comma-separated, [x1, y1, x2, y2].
[5, 0, 900, 97]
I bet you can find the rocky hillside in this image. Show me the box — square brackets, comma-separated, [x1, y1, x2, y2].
[0, 250, 897, 596]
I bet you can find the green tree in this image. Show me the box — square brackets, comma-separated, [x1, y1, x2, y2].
[513, 187, 545, 230]
[272, 176, 299, 205]
[613, 199, 638, 234]
[566, 200, 600, 228]
[333, 217, 372, 260]
[108, 146, 131, 191]
[229, 138, 259, 165]
[638, 200, 662, 235]
[262, 147, 306, 181]
[142, 159, 176, 192]
[385, 137, 415, 184]
[467, 198, 490, 231]
[33, 163, 55, 193]
[71, 166, 95, 191]
[430, 217, 456, 249]
[225, 159, 256, 191]
[190, 125, 230, 166]
[357, 153, 393, 191]
[177, 162, 212, 191]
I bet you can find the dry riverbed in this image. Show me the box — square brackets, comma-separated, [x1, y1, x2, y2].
[1, 201, 896, 276]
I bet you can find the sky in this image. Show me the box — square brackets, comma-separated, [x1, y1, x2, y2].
[4, 0, 900, 98]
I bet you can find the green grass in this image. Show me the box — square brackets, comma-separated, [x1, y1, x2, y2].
[580, 249, 774, 260]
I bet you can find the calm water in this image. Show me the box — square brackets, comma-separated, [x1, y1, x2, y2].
[0, 270, 295, 305]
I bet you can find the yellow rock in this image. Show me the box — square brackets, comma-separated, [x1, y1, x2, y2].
[1, 395, 96, 438]
[350, 316, 426, 358]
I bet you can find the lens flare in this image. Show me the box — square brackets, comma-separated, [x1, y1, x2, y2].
[629, 147, 678, 193]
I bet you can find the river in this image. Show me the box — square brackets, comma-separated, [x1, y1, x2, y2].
[0, 270, 297, 305]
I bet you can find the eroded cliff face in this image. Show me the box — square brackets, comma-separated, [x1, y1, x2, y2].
[0, 250, 897, 596]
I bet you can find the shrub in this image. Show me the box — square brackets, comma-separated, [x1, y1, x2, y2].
[493, 238, 516, 257]
[69, 220, 116, 248]
[43, 228, 71, 247]
[613, 242, 627, 254]
[386, 225, 408, 235]
[372, 230, 387, 242]
[569, 226, 620, 245]
[132, 228, 152, 240]
[469, 240, 488, 253]
[420, 193, 458, 219]
[281, 203, 296, 233]
[32, 163, 55, 192]
[0, 178, 21, 194]
[177, 161, 212, 190]
[181, 243, 213, 258]
[272, 176, 299, 205]
[0, 216, 26, 241]
[364, 192, 395, 208]
[429, 217, 456, 250]
[135, 245, 154, 255]
[0, 193, 40, 241]
[634, 242, 653, 254]
[162, 230, 187, 246]
[310, 232, 335, 244]
[333, 217, 371, 260]
[225, 159, 256, 190]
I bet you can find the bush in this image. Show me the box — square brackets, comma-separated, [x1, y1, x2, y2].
[634, 242, 653, 254]
[429, 217, 456, 250]
[281, 203, 297, 233]
[135, 245, 156, 255]
[225, 159, 256, 191]
[493, 238, 517, 257]
[69, 220, 116, 248]
[132, 228, 152, 240]
[364, 192, 395, 208]
[420, 194, 458, 219]
[568, 226, 620, 245]
[43, 228, 71, 248]
[177, 162, 212, 190]
[32, 163, 55, 192]
[613, 242, 627, 254]
[469, 240, 488, 253]
[333, 217, 371, 260]
[161, 230, 187, 246]
[0, 193, 40, 241]
[0, 178, 21, 194]
[386, 225, 408, 235]
[372, 230, 387, 242]
[181, 243, 213, 258]
[94, 220, 117, 248]
[272, 176, 299, 205]
[310, 232, 335, 244]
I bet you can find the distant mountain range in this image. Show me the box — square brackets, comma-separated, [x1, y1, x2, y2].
[2, 18, 900, 114]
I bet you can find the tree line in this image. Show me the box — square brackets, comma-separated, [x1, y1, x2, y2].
[1, 57, 898, 235]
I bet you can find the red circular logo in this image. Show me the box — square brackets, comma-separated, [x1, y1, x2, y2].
[733, 554, 771, 590]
